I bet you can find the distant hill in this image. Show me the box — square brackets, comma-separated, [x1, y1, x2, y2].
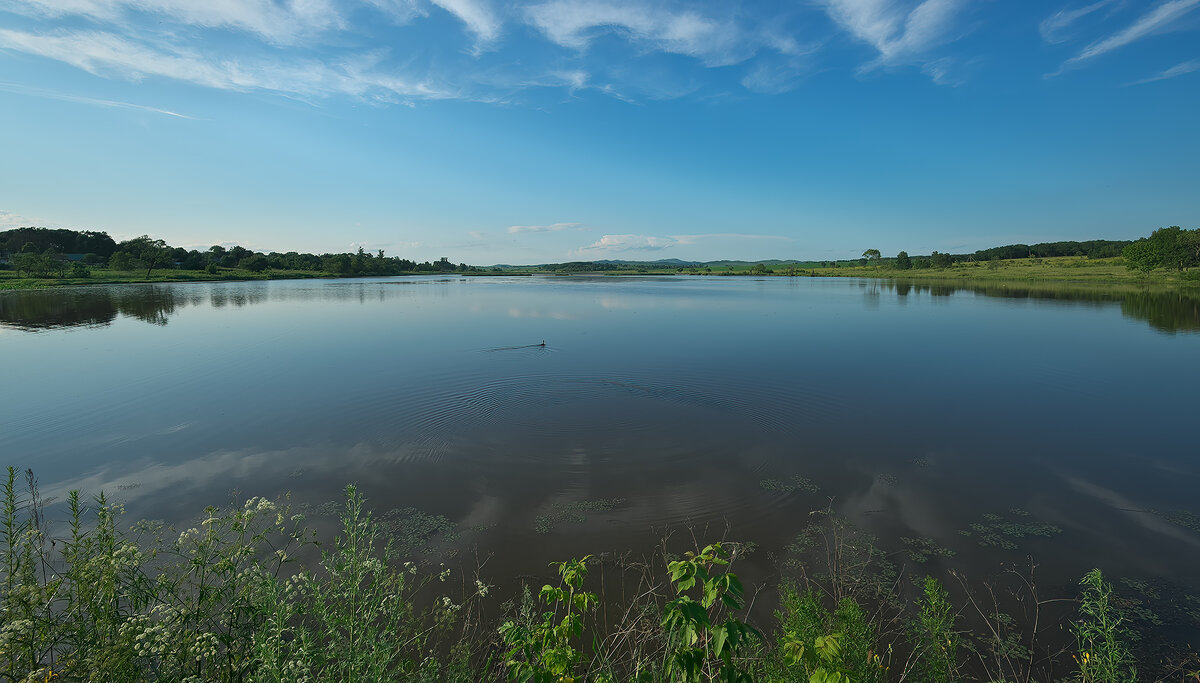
[594, 258, 702, 267]
[491, 239, 1136, 270]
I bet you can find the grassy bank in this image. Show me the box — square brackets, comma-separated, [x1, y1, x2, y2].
[0, 267, 476, 291]
[810, 256, 1199, 286]
[498, 256, 1199, 288]
[4, 467, 1196, 682]
[5, 257, 1197, 290]
[0, 267, 345, 290]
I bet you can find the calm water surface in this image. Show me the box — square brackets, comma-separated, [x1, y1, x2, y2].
[2, 276, 1198, 597]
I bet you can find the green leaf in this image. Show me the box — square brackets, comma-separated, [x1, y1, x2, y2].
[712, 624, 729, 657]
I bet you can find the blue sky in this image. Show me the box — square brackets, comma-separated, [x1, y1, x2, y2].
[1, 0, 1198, 264]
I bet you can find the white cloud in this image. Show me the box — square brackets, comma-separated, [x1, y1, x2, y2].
[431, 0, 502, 46]
[508, 222, 580, 234]
[4, 0, 346, 45]
[364, 0, 427, 25]
[525, 0, 751, 67]
[0, 81, 195, 118]
[1127, 58, 1200, 84]
[0, 28, 456, 102]
[819, 0, 969, 80]
[576, 234, 676, 253]
[1039, 0, 1119, 44]
[0, 210, 40, 229]
[1056, 0, 1200, 72]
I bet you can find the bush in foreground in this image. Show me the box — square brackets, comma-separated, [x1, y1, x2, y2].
[1, 466, 1180, 682]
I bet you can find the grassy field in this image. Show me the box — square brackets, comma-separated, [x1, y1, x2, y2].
[816, 256, 1199, 285]
[525, 256, 1199, 287]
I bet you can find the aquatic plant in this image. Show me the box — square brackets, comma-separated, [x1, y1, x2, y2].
[759, 475, 820, 494]
[899, 536, 956, 564]
[533, 497, 625, 535]
[958, 510, 1061, 550]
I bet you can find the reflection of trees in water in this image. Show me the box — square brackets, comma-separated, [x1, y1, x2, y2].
[1, 280, 433, 330]
[1120, 291, 1200, 333]
[0, 287, 186, 330]
[881, 280, 1200, 333]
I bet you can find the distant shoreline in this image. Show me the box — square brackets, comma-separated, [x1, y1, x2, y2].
[0, 269, 522, 291]
[489, 256, 1198, 287]
[3, 256, 1197, 290]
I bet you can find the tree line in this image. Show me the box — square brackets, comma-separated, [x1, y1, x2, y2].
[1120, 226, 1200, 274]
[0, 227, 478, 278]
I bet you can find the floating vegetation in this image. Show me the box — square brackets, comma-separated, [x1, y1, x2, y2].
[908, 457, 929, 468]
[958, 511, 1061, 550]
[534, 498, 625, 535]
[314, 500, 342, 517]
[379, 507, 457, 556]
[116, 482, 141, 490]
[877, 473, 899, 486]
[899, 536, 956, 563]
[1150, 509, 1200, 534]
[758, 475, 820, 494]
[1118, 577, 1200, 628]
[288, 468, 306, 479]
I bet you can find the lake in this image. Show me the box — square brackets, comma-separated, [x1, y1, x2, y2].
[2, 276, 1199, 605]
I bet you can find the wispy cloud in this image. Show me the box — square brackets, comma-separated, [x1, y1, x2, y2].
[431, 0, 502, 47]
[0, 210, 58, 229]
[1039, 0, 1119, 44]
[508, 222, 581, 234]
[0, 28, 456, 102]
[4, 0, 347, 45]
[1127, 58, 1200, 84]
[1054, 0, 1200, 74]
[525, 0, 752, 67]
[575, 234, 675, 254]
[819, 0, 970, 82]
[0, 81, 196, 118]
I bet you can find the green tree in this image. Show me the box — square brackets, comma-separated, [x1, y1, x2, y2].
[862, 249, 881, 266]
[121, 236, 172, 277]
[108, 251, 134, 271]
[42, 247, 69, 277]
[895, 251, 912, 270]
[1122, 240, 1159, 274]
[930, 251, 952, 269]
[238, 254, 269, 272]
[1148, 226, 1198, 271]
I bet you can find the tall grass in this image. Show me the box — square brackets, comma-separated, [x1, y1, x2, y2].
[1, 467, 1175, 682]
